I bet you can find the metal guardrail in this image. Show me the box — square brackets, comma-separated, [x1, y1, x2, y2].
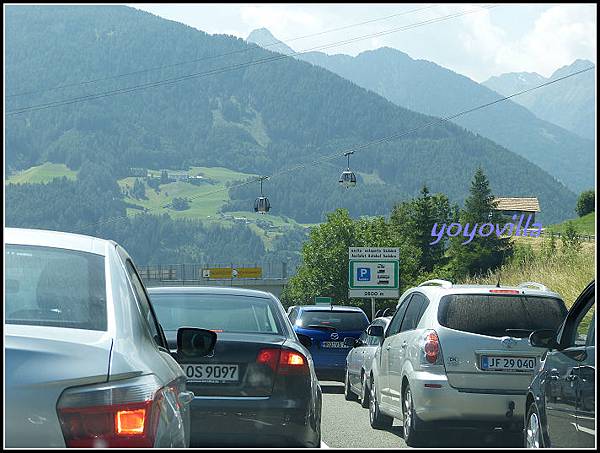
[541, 231, 595, 242]
[137, 262, 296, 283]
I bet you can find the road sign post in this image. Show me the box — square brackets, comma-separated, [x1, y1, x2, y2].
[348, 247, 400, 318]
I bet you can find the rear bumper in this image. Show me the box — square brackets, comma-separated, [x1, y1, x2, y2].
[189, 395, 319, 447]
[410, 371, 526, 428]
[315, 367, 345, 382]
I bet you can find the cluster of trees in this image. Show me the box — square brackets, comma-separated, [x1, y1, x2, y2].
[576, 189, 595, 217]
[281, 169, 514, 309]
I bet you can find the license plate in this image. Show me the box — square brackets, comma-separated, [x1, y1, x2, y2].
[481, 356, 536, 372]
[321, 341, 348, 349]
[181, 364, 239, 382]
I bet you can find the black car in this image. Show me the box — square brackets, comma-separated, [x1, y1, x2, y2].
[147, 286, 322, 448]
[525, 280, 595, 448]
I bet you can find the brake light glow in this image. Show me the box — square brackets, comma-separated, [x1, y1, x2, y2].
[490, 289, 520, 294]
[257, 348, 280, 372]
[257, 348, 308, 375]
[116, 407, 147, 435]
[281, 350, 305, 366]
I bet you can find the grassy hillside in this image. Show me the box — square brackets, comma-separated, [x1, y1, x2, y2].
[120, 166, 255, 219]
[546, 212, 596, 235]
[462, 240, 595, 309]
[6, 162, 77, 184]
[119, 165, 310, 249]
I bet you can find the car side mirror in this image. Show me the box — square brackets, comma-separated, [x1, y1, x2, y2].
[344, 337, 358, 348]
[297, 333, 312, 349]
[367, 325, 384, 337]
[529, 329, 560, 350]
[177, 327, 217, 358]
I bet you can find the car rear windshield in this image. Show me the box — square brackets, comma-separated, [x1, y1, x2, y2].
[149, 293, 285, 335]
[297, 310, 369, 331]
[438, 294, 568, 337]
[5, 244, 107, 331]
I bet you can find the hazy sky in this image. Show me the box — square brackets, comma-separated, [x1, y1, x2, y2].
[130, 3, 596, 83]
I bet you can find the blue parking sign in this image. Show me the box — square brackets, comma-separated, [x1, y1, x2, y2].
[357, 267, 371, 281]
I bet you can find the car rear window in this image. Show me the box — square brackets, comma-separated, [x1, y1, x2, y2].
[5, 244, 107, 331]
[149, 293, 284, 335]
[297, 310, 369, 331]
[438, 294, 568, 337]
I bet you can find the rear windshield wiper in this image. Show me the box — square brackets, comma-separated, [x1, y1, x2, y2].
[306, 324, 337, 331]
[505, 328, 534, 338]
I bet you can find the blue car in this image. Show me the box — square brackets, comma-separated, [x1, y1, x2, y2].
[288, 305, 370, 381]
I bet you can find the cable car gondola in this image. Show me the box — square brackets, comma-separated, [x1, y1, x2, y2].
[339, 151, 357, 188]
[254, 176, 271, 214]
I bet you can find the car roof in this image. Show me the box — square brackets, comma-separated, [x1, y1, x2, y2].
[146, 286, 275, 298]
[5, 227, 110, 256]
[405, 284, 563, 301]
[298, 305, 366, 313]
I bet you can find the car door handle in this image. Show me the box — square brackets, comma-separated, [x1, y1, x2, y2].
[386, 345, 392, 350]
[178, 391, 195, 406]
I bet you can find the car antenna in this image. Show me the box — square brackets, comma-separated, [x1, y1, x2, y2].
[496, 275, 501, 288]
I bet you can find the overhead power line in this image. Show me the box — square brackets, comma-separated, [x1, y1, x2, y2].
[7, 5, 497, 116]
[76, 65, 594, 233]
[6, 4, 440, 99]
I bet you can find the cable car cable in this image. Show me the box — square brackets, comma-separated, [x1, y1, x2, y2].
[74, 65, 593, 233]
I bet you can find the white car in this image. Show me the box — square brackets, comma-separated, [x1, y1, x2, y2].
[344, 316, 392, 407]
[5, 228, 216, 447]
[367, 279, 569, 446]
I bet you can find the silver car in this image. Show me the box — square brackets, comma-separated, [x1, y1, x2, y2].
[367, 279, 568, 446]
[5, 228, 215, 447]
[344, 317, 391, 407]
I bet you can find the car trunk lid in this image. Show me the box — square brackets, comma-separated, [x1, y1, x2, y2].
[5, 325, 112, 447]
[166, 331, 287, 397]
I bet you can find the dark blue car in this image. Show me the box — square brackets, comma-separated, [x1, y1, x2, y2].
[288, 305, 370, 381]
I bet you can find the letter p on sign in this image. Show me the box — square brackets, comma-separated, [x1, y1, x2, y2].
[357, 267, 371, 281]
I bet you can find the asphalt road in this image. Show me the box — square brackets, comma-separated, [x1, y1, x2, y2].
[319, 381, 524, 448]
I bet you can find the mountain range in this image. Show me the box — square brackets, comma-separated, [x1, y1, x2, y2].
[5, 5, 580, 231]
[247, 28, 595, 194]
[484, 59, 595, 141]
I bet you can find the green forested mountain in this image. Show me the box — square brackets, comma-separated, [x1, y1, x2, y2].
[484, 59, 596, 141]
[5, 5, 579, 261]
[247, 29, 594, 193]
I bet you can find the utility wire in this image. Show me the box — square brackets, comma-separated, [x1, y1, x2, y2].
[75, 65, 594, 234]
[6, 4, 439, 98]
[7, 5, 497, 116]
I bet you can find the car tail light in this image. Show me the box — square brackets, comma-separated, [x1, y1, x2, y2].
[56, 375, 171, 447]
[420, 330, 443, 366]
[257, 348, 309, 375]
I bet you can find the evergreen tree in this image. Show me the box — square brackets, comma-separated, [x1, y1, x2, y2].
[390, 185, 455, 273]
[447, 168, 513, 279]
[160, 170, 170, 185]
[131, 178, 146, 199]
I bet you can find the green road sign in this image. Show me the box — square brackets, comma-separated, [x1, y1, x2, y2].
[315, 296, 333, 305]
